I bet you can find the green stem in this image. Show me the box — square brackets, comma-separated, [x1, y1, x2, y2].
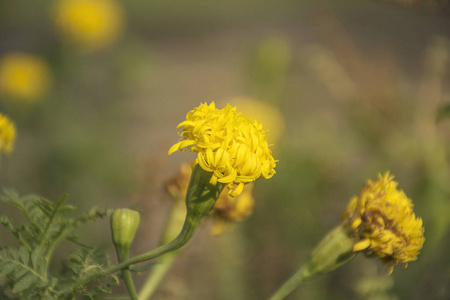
[138, 200, 186, 300]
[70, 165, 224, 293]
[269, 225, 356, 300]
[269, 263, 312, 300]
[118, 249, 138, 300]
[138, 251, 179, 300]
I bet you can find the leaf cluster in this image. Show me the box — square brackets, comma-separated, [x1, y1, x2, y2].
[0, 189, 116, 299]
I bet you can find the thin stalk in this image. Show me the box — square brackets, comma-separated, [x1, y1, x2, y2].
[119, 250, 138, 300]
[69, 165, 225, 294]
[138, 251, 179, 300]
[269, 225, 356, 300]
[138, 200, 186, 300]
[269, 264, 312, 300]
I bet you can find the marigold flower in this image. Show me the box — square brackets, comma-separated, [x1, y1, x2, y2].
[54, 0, 124, 51]
[0, 114, 16, 155]
[342, 172, 425, 273]
[168, 102, 276, 196]
[0, 53, 51, 101]
[226, 97, 285, 147]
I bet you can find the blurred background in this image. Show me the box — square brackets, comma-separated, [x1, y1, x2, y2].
[0, 0, 449, 299]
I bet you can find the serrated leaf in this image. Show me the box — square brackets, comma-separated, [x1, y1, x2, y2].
[0, 263, 15, 278]
[12, 273, 38, 294]
[13, 267, 28, 278]
[8, 247, 19, 260]
[1, 248, 9, 258]
[19, 246, 29, 265]
[2, 188, 19, 201]
[37, 259, 46, 274]
[31, 246, 44, 270]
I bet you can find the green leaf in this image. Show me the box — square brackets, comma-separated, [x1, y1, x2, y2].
[19, 246, 29, 265]
[0, 214, 15, 232]
[0, 263, 16, 278]
[12, 273, 38, 294]
[2, 188, 19, 201]
[13, 267, 28, 278]
[8, 247, 19, 261]
[37, 259, 46, 274]
[31, 246, 44, 270]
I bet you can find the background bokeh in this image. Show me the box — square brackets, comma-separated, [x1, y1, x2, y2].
[1, 0, 450, 299]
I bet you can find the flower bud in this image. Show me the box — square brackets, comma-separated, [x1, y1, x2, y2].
[110, 208, 140, 261]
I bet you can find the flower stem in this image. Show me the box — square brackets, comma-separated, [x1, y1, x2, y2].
[138, 251, 179, 300]
[269, 225, 356, 300]
[269, 263, 312, 300]
[138, 200, 186, 300]
[71, 165, 224, 293]
[118, 250, 138, 300]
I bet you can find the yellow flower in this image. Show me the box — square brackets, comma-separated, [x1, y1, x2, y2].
[226, 97, 285, 147]
[0, 114, 16, 154]
[54, 0, 124, 51]
[168, 102, 276, 196]
[210, 183, 255, 235]
[0, 53, 51, 101]
[342, 172, 425, 274]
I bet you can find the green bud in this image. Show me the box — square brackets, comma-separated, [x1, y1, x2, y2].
[111, 208, 140, 262]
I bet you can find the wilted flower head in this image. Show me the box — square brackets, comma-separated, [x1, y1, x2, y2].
[54, 0, 124, 51]
[168, 102, 276, 197]
[343, 172, 425, 273]
[0, 114, 16, 155]
[0, 53, 51, 101]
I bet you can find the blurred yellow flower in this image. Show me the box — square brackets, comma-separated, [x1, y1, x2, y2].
[342, 172, 425, 274]
[210, 183, 255, 235]
[0, 114, 16, 154]
[0, 53, 51, 101]
[168, 102, 277, 197]
[227, 97, 285, 146]
[54, 0, 124, 51]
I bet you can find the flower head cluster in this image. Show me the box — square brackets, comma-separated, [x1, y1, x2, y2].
[168, 102, 276, 196]
[54, 0, 124, 51]
[227, 97, 285, 147]
[0, 114, 16, 155]
[342, 172, 425, 273]
[0, 53, 51, 101]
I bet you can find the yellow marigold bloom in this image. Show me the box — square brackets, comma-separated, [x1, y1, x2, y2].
[168, 102, 276, 196]
[54, 0, 124, 51]
[342, 172, 425, 274]
[0, 53, 51, 101]
[226, 97, 285, 146]
[0, 114, 16, 154]
[210, 183, 255, 235]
